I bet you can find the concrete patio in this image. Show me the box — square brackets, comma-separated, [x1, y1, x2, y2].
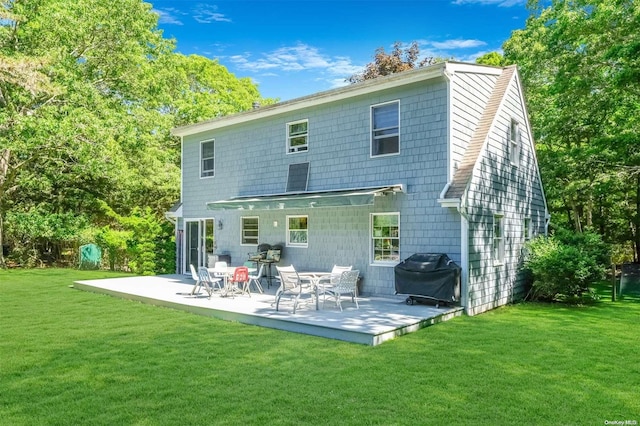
[73, 274, 463, 346]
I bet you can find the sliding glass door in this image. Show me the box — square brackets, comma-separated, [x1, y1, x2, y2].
[184, 219, 215, 274]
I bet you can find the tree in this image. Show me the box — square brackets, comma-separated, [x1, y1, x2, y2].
[475, 51, 509, 67]
[503, 0, 640, 261]
[348, 41, 443, 83]
[0, 0, 273, 268]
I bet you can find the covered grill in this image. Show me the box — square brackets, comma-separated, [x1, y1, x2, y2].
[394, 253, 461, 307]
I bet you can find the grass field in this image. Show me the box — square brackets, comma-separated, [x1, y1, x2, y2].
[1, 268, 638, 425]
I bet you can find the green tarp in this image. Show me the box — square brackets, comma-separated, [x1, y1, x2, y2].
[79, 244, 101, 270]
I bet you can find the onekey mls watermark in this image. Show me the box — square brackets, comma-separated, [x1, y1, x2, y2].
[604, 420, 637, 425]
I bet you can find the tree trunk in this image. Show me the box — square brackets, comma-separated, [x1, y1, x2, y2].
[0, 211, 4, 268]
[569, 198, 583, 233]
[634, 174, 640, 263]
[0, 149, 9, 268]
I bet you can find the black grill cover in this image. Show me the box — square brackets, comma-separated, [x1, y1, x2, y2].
[394, 253, 461, 302]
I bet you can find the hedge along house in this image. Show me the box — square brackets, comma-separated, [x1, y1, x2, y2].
[169, 61, 549, 315]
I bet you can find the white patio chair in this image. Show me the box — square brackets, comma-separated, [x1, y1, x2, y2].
[189, 264, 202, 295]
[275, 265, 305, 314]
[246, 262, 264, 294]
[316, 265, 352, 301]
[197, 266, 223, 298]
[329, 265, 352, 283]
[323, 270, 360, 311]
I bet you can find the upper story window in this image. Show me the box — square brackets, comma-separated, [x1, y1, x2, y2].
[493, 214, 505, 265]
[287, 119, 308, 153]
[241, 217, 259, 245]
[287, 215, 308, 248]
[200, 139, 215, 178]
[371, 212, 400, 265]
[509, 119, 521, 166]
[371, 101, 400, 157]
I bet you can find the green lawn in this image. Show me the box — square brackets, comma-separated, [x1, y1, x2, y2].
[1, 269, 638, 425]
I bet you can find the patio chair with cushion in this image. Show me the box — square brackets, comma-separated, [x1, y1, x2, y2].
[197, 266, 223, 298]
[323, 270, 360, 311]
[275, 265, 305, 314]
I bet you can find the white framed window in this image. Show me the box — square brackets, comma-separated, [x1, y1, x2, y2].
[287, 215, 308, 247]
[493, 214, 505, 265]
[371, 212, 400, 265]
[523, 217, 531, 242]
[287, 119, 308, 153]
[200, 139, 215, 178]
[509, 119, 521, 166]
[371, 101, 400, 157]
[241, 217, 259, 245]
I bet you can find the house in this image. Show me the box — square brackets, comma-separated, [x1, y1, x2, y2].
[169, 61, 549, 315]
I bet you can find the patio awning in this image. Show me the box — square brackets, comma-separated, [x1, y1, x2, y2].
[206, 184, 404, 211]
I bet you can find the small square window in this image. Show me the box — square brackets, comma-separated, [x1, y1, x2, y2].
[371, 101, 400, 157]
[287, 120, 308, 153]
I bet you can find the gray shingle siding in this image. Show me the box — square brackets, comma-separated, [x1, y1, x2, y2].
[175, 62, 547, 310]
[450, 72, 499, 174]
[180, 77, 462, 296]
[464, 73, 547, 315]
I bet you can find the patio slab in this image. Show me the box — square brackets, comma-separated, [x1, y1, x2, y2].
[73, 274, 463, 346]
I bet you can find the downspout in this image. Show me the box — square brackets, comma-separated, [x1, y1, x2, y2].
[457, 203, 470, 313]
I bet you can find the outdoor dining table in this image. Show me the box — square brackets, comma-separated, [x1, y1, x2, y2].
[208, 266, 256, 297]
[297, 272, 332, 310]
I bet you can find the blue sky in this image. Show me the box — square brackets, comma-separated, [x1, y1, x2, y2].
[150, 0, 530, 101]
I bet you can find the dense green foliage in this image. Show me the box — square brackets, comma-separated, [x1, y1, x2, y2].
[1, 268, 638, 424]
[0, 0, 274, 269]
[503, 0, 640, 262]
[524, 229, 609, 301]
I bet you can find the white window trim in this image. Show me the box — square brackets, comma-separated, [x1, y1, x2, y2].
[286, 119, 309, 154]
[241, 216, 259, 246]
[370, 100, 400, 158]
[286, 215, 308, 248]
[509, 119, 521, 167]
[200, 139, 215, 179]
[493, 214, 505, 266]
[370, 212, 400, 266]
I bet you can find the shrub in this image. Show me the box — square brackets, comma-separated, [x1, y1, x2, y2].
[96, 204, 175, 275]
[524, 230, 608, 302]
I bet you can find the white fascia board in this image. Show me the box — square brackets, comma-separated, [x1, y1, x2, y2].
[445, 61, 503, 76]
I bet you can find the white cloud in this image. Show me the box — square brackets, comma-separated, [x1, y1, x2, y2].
[430, 39, 487, 49]
[193, 4, 232, 23]
[451, 0, 525, 6]
[229, 44, 362, 77]
[153, 8, 185, 26]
